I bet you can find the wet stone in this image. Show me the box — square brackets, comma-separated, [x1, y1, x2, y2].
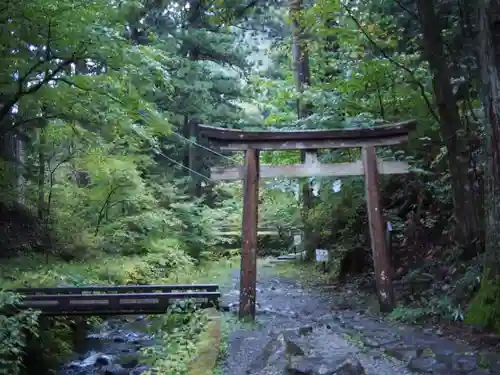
[360, 337, 380, 348]
[329, 357, 366, 375]
[246, 331, 306, 374]
[287, 356, 332, 374]
[298, 326, 313, 336]
[287, 355, 366, 375]
[118, 354, 139, 369]
[384, 344, 420, 362]
[311, 316, 346, 333]
[366, 350, 383, 360]
[407, 356, 449, 373]
[95, 355, 112, 366]
[101, 364, 128, 375]
[451, 354, 477, 373]
[363, 332, 401, 347]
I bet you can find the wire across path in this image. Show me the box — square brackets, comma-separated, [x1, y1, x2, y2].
[7, 284, 220, 316]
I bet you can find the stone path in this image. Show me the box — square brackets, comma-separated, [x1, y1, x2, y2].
[220, 260, 500, 375]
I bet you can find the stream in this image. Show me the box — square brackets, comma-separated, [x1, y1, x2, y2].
[59, 316, 155, 375]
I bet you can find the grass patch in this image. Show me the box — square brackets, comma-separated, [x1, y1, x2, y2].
[269, 259, 331, 286]
[187, 308, 221, 375]
[0, 253, 239, 288]
[140, 307, 217, 374]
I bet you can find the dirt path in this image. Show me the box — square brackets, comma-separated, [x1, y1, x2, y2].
[219, 259, 500, 375]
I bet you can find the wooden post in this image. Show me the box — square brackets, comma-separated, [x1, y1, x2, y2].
[362, 146, 395, 313]
[239, 148, 259, 320]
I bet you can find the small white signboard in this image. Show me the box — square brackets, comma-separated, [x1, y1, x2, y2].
[315, 249, 329, 262]
[293, 234, 302, 246]
[386, 221, 393, 232]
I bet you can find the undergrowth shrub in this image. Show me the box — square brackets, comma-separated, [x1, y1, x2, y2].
[23, 317, 90, 375]
[389, 296, 465, 324]
[147, 238, 194, 273]
[140, 306, 208, 374]
[0, 292, 39, 375]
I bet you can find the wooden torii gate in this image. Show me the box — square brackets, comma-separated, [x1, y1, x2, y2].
[199, 121, 416, 320]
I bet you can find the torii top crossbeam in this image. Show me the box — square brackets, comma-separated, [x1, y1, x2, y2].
[198, 120, 417, 151]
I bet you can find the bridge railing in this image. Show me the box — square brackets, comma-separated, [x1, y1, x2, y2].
[5, 284, 220, 316]
[13, 284, 219, 295]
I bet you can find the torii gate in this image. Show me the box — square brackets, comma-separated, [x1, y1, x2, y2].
[199, 121, 416, 320]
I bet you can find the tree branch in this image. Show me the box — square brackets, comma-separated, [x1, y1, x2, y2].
[0, 115, 60, 137]
[342, 5, 440, 124]
[0, 59, 76, 126]
[393, 0, 421, 22]
[58, 77, 126, 106]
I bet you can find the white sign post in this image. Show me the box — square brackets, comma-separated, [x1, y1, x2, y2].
[293, 234, 302, 246]
[315, 249, 329, 262]
[316, 249, 329, 272]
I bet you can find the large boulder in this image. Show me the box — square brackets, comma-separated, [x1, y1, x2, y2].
[246, 330, 305, 374]
[246, 328, 366, 375]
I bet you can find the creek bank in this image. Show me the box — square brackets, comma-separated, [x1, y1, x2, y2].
[219, 259, 500, 375]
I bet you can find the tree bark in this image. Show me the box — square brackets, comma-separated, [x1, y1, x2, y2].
[416, 0, 482, 250]
[289, 0, 315, 261]
[183, 0, 204, 198]
[188, 117, 201, 197]
[465, 0, 500, 331]
[37, 127, 46, 221]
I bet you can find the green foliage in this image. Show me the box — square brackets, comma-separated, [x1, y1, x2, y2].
[0, 293, 40, 375]
[389, 296, 465, 324]
[140, 308, 206, 374]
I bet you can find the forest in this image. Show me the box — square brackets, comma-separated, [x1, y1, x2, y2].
[1, 0, 500, 374]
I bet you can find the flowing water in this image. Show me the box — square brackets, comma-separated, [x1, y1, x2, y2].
[59, 316, 156, 375]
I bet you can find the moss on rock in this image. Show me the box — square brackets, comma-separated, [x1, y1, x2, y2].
[465, 275, 500, 332]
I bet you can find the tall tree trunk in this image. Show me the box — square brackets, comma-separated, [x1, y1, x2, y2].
[183, 0, 203, 197]
[188, 117, 201, 197]
[0, 107, 24, 204]
[417, 0, 482, 252]
[37, 127, 46, 220]
[289, 0, 314, 261]
[15, 132, 26, 204]
[465, 0, 500, 331]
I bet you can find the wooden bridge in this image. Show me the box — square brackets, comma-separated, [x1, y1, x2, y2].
[7, 284, 220, 316]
